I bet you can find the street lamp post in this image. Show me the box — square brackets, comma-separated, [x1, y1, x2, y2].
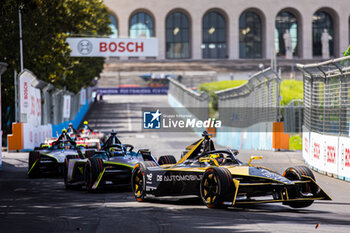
[19, 5, 24, 72]
[0, 62, 8, 171]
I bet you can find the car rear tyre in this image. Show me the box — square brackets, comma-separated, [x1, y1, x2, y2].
[64, 155, 83, 189]
[85, 158, 104, 192]
[131, 161, 157, 202]
[85, 150, 95, 159]
[28, 151, 40, 178]
[200, 167, 235, 208]
[283, 166, 316, 208]
[158, 155, 177, 165]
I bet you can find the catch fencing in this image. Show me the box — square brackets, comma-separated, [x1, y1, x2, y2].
[214, 68, 280, 150]
[43, 85, 94, 135]
[283, 99, 303, 134]
[215, 68, 280, 127]
[168, 78, 210, 121]
[297, 56, 350, 181]
[167, 68, 281, 150]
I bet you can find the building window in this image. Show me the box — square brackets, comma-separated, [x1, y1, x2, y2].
[239, 11, 262, 58]
[129, 12, 154, 38]
[202, 11, 227, 59]
[275, 11, 298, 57]
[166, 12, 190, 59]
[312, 11, 333, 57]
[109, 14, 118, 38]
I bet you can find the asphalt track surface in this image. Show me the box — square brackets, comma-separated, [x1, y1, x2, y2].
[1, 95, 350, 233]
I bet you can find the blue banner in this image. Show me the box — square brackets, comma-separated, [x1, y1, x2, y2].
[97, 87, 168, 95]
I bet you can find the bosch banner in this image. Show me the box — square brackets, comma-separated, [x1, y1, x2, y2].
[19, 70, 41, 127]
[66, 37, 158, 57]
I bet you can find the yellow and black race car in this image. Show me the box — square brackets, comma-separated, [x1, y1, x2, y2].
[132, 131, 331, 208]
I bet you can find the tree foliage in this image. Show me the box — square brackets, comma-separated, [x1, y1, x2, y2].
[0, 0, 111, 136]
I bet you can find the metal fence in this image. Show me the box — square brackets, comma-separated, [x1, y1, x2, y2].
[43, 88, 89, 125]
[283, 99, 303, 134]
[215, 68, 280, 127]
[168, 78, 210, 121]
[297, 57, 350, 135]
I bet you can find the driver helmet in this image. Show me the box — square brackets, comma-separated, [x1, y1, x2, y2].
[84, 121, 88, 130]
[67, 123, 73, 133]
[209, 153, 224, 164]
[62, 128, 67, 134]
[109, 147, 116, 157]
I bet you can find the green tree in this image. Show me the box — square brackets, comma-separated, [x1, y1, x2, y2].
[0, 0, 111, 138]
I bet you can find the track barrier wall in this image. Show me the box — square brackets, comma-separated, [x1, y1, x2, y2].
[167, 68, 290, 150]
[7, 69, 93, 151]
[299, 56, 350, 181]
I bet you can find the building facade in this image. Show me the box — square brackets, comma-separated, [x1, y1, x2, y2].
[104, 0, 350, 60]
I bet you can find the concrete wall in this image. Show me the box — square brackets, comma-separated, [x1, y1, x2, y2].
[216, 123, 274, 150]
[303, 127, 350, 182]
[105, 0, 350, 59]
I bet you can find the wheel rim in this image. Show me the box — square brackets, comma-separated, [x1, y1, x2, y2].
[202, 173, 219, 205]
[133, 169, 144, 198]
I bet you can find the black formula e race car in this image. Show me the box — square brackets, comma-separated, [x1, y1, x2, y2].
[131, 131, 331, 208]
[64, 131, 158, 191]
[27, 133, 83, 178]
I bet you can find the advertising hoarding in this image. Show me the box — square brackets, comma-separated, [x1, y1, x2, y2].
[63, 95, 71, 119]
[19, 70, 41, 126]
[66, 37, 158, 57]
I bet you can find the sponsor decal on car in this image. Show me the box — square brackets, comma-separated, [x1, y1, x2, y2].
[147, 173, 153, 181]
[160, 174, 202, 182]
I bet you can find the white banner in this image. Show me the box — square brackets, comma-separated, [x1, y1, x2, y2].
[303, 131, 310, 162]
[80, 88, 86, 105]
[35, 88, 41, 127]
[324, 135, 339, 175]
[66, 37, 158, 57]
[19, 71, 33, 118]
[63, 95, 71, 119]
[22, 123, 52, 149]
[339, 137, 350, 180]
[19, 70, 41, 126]
[310, 132, 325, 172]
